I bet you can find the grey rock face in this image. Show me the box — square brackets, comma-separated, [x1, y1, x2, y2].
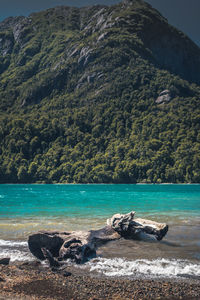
[13, 18, 32, 45]
[0, 16, 25, 31]
[0, 16, 32, 47]
[78, 46, 93, 67]
[0, 0, 199, 108]
[76, 72, 104, 89]
[156, 90, 171, 104]
[0, 36, 13, 57]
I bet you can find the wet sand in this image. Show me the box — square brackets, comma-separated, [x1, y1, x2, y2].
[0, 261, 200, 300]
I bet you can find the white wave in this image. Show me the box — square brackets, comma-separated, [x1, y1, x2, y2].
[0, 239, 33, 262]
[0, 239, 27, 247]
[83, 258, 200, 278]
[0, 249, 34, 262]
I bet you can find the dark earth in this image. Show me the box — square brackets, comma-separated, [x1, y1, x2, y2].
[0, 261, 200, 300]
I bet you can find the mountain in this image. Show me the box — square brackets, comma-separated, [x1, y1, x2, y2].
[0, 0, 200, 183]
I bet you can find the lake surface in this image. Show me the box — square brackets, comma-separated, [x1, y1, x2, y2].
[0, 184, 200, 278]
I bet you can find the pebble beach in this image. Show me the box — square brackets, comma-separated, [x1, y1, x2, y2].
[1, 261, 200, 300]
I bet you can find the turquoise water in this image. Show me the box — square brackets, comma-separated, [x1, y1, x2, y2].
[0, 184, 200, 278]
[0, 184, 200, 237]
[1, 184, 200, 218]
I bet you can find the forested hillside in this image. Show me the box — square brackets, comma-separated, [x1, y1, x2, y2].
[0, 0, 200, 183]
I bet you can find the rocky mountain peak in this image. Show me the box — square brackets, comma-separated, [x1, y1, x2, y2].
[0, 1, 199, 184]
[0, 0, 199, 108]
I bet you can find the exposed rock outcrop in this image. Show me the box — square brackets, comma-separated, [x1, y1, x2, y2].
[28, 211, 168, 265]
[156, 90, 171, 104]
[0, 0, 200, 108]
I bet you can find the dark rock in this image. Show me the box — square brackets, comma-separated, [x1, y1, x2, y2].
[21, 260, 41, 267]
[63, 271, 72, 277]
[0, 258, 10, 265]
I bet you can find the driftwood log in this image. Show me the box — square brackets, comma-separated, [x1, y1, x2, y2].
[28, 211, 168, 265]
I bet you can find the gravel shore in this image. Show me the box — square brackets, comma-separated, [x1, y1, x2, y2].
[0, 261, 200, 300]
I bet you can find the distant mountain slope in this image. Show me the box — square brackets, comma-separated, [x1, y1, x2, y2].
[0, 0, 200, 183]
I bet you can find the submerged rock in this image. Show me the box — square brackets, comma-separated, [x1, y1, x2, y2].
[28, 211, 168, 264]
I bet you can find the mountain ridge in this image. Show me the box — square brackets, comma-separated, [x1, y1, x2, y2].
[0, 0, 199, 183]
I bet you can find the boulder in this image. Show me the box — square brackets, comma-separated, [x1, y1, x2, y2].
[0, 258, 10, 265]
[28, 211, 168, 264]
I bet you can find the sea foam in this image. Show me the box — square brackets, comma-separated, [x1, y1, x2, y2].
[0, 239, 28, 247]
[82, 257, 200, 278]
[0, 239, 34, 262]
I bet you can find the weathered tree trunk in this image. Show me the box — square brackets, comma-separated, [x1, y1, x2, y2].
[107, 212, 169, 241]
[28, 211, 168, 264]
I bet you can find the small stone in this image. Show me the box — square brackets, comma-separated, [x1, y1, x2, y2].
[0, 277, 6, 282]
[63, 271, 72, 277]
[0, 258, 10, 265]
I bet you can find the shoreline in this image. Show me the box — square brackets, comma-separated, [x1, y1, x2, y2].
[1, 262, 200, 300]
[1, 183, 200, 185]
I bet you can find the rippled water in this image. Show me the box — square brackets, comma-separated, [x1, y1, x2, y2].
[0, 184, 200, 278]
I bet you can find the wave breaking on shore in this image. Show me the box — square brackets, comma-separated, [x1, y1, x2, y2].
[1, 239, 200, 280]
[80, 257, 200, 278]
[0, 239, 34, 262]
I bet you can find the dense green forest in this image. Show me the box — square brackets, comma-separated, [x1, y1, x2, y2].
[0, 0, 200, 183]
